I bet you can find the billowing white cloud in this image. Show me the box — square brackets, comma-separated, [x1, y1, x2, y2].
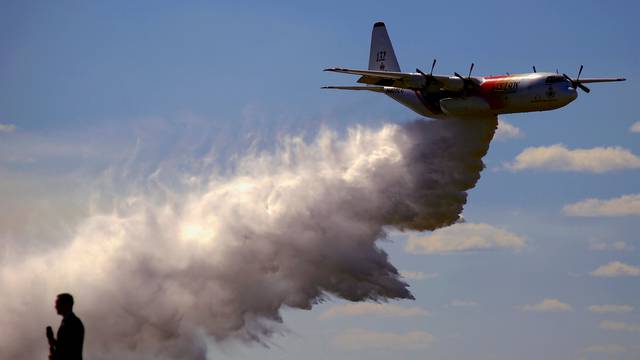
[564, 194, 640, 217]
[0, 123, 16, 133]
[518, 298, 572, 312]
[495, 119, 523, 140]
[399, 271, 439, 280]
[333, 329, 434, 350]
[588, 304, 633, 313]
[591, 261, 640, 277]
[600, 320, 640, 332]
[506, 144, 640, 173]
[630, 121, 640, 133]
[589, 240, 634, 252]
[405, 223, 525, 254]
[448, 299, 478, 307]
[319, 303, 430, 320]
[584, 344, 626, 353]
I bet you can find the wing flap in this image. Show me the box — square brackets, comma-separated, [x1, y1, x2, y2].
[324, 67, 464, 90]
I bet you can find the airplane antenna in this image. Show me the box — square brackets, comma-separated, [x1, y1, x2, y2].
[467, 63, 474, 78]
[556, 68, 559, 74]
[430, 59, 436, 76]
[533, 66, 537, 73]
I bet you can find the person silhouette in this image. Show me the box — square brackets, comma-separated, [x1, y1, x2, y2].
[46, 293, 84, 360]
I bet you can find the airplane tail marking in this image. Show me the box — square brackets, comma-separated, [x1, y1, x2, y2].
[369, 22, 401, 72]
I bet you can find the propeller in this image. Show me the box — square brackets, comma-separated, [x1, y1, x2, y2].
[454, 63, 477, 95]
[563, 65, 591, 93]
[416, 59, 438, 89]
[533, 66, 537, 73]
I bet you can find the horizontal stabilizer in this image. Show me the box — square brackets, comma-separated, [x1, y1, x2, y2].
[322, 86, 385, 92]
[324, 67, 408, 79]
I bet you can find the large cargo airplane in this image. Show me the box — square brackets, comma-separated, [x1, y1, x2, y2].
[323, 22, 625, 120]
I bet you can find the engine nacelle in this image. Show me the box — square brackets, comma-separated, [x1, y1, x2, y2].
[439, 96, 493, 116]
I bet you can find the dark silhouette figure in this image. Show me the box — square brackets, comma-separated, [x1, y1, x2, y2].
[46, 293, 84, 360]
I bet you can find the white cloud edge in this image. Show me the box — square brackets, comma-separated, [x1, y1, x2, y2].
[587, 304, 633, 313]
[0, 123, 16, 133]
[505, 144, 640, 173]
[564, 194, 640, 217]
[495, 119, 524, 140]
[332, 328, 434, 350]
[584, 344, 626, 353]
[405, 222, 525, 255]
[588, 240, 634, 252]
[517, 298, 572, 312]
[447, 299, 478, 307]
[600, 320, 640, 332]
[590, 261, 640, 277]
[319, 302, 430, 320]
[630, 121, 640, 133]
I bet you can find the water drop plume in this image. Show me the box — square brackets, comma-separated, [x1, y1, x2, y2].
[0, 117, 496, 359]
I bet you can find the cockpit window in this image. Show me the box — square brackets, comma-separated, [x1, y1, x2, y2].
[545, 76, 565, 84]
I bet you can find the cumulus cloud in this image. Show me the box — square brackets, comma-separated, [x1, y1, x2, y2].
[0, 123, 16, 133]
[591, 261, 640, 277]
[630, 121, 640, 133]
[589, 240, 634, 252]
[333, 329, 434, 350]
[588, 305, 633, 313]
[564, 194, 640, 217]
[506, 144, 640, 173]
[399, 271, 438, 280]
[319, 303, 430, 320]
[518, 298, 572, 312]
[600, 320, 640, 332]
[584, 344, 626, 353]
[405, 223, 524, 254]
[495, 119, 523, 140]
[0, 118, 497, 360]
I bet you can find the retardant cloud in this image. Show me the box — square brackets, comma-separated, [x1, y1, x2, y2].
[0, 118, 497, 360]
[517, 298, 572, 312]
[563, 194, 640, 217]
[591, 261, 640, 277]
[506, 144, 640, 173]
[405, 223, 524, 254]
[333, 329, 434, 350]
[319, 303, 430, 320]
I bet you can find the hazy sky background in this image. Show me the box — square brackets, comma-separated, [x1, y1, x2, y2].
[1, 1, 639, 359]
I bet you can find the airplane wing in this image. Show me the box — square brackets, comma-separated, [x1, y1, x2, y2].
[324, 67, 465, 90]
[576, 77, 626, 84]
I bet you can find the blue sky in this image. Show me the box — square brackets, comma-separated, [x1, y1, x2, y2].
[1, 1, 639, 359]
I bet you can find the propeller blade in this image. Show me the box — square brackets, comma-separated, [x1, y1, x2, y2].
[577, 65, 583, 81]
[533, 65, 537, 73]
[577, 83, 591, 93]
[468, 63, 474, 78]
[454, 72, 465, 80]
[430, 59, 436, 75]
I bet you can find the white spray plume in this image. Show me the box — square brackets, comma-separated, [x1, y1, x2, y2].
[0, 118, 496, 359]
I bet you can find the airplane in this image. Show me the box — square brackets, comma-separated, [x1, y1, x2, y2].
[323, 22, 625, 120]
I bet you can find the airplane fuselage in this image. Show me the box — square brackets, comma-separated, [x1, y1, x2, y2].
[384, 72, 577, 119]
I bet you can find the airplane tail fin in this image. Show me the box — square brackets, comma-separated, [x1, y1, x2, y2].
[369, 22, 401, 72]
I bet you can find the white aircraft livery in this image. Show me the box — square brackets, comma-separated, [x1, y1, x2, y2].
[323, 22, 626, 120]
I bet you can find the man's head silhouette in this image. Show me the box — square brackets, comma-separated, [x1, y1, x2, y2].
[55, 293, 74, 316]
